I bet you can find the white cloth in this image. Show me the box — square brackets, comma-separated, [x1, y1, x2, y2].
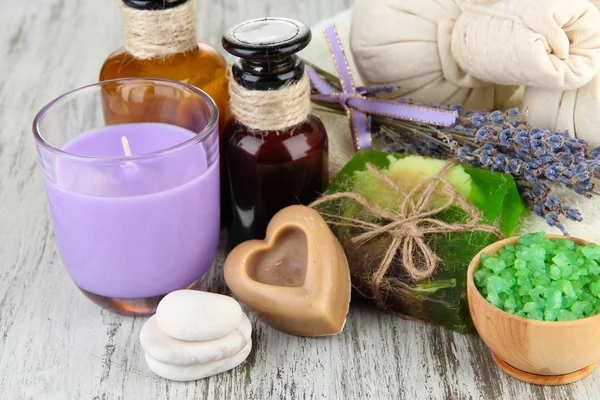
[301, 3, 600, 241]
[521, 0, 600, 146]
[349, 0, 600, 146]
[350, 0, 518, 111]
[304, 0, 600, 172]
[524, 74, 600, 145]
[452, 0, 600, 90]
[350, 0, 600, 92]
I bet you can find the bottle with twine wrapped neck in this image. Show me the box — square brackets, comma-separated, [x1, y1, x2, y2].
[100, 0, 231, 227]
[99, 0, 229, 130]
[221, 18, 329, 248]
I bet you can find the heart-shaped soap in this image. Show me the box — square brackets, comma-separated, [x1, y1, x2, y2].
[224, 205, 351, 336]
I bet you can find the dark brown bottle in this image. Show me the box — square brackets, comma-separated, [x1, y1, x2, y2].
[222, 18, 328, 248]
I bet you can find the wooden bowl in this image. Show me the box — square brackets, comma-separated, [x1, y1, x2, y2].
[467, 234, 600, 382]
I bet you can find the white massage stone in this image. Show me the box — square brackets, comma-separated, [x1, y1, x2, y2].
[156, 290, 244, 341]
[140, 313, 252, 366]
[145, 341, 252, 381]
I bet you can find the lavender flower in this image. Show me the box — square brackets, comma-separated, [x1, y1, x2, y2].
[507, 108, 520, 117]
[590, 160, 600, 178]
[508, 158, 523, 174]
[490, 110, 505, 124]
[310, 68, 596, 234]
[375, 104, 597, 234]
[515, 131, 530, 147]
[545, 164, 562, 181]
[499, 129, 515, 147]
[471, 115, 487, 126]
[563, 205, 583, 222]
[546, 212, 568, 235]
[475, 126, 496, 142]
[545, 195, 562, 210]
[548, 134, 565, 150]
[450, 104, 463, 114]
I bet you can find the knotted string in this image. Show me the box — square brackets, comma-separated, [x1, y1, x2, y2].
[307, 23, 458, 151]
[120, 0, 197, 60]
[310, 162, 503, 307]
[228, 72, 312, 131]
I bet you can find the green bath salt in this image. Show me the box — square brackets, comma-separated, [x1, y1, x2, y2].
[474, 232, 600, 321]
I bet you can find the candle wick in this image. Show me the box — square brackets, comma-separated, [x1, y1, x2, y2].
[121, 136, 133, 157]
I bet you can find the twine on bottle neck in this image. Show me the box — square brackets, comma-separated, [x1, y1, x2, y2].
[120, 0, 198, 60]
[228, 73, 312, 131]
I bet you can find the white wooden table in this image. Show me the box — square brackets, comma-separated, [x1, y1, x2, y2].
[1, 0, 599, 398]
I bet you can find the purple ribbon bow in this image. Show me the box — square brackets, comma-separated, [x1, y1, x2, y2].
[307, 23, 458, 151]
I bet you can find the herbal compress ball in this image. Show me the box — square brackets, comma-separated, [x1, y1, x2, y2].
[475, 232, 600, 321]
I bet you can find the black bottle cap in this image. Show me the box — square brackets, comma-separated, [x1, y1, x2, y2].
[222, 18, 311, 90]
[222, 18, 311, 60]
[122, 0, 188, 10]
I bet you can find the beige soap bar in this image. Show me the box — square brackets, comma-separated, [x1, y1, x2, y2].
[224, 205, 351, 337]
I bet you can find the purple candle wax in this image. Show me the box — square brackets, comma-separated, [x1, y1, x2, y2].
[43, 123, 220, 299]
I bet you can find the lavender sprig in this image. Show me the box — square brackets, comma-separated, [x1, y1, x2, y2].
[308, 67, 594, 234]
[372, 104, 595, 234]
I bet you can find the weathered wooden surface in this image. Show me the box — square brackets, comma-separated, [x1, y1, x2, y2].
[1, 0, 599, 399]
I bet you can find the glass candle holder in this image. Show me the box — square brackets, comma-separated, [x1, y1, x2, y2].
[33, 78, 220, 316]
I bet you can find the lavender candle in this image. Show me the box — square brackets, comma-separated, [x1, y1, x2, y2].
[33, 79, 220, 315]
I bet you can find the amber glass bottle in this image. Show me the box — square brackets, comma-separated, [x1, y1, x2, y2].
[222, 18, 329, 248]
[100, 0, 231, 225]
[100, 0, 229, 128]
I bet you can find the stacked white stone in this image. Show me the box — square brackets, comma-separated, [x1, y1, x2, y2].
[140, 290, 252, 381]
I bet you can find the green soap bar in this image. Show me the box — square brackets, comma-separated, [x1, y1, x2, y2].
[475, 232, 600, 321]
[321, 150, 526, 333]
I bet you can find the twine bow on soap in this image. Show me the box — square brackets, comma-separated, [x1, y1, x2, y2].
[307, 23, 458, 152]
[311, 162, 502, 307]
